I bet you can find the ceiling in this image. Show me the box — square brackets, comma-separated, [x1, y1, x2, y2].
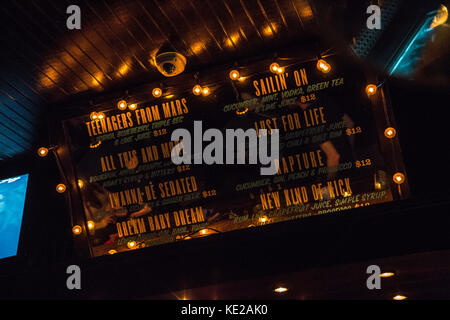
[148, 249, 450, 300]
[0, 0, 447, 161]
[0, 0, 320, 161]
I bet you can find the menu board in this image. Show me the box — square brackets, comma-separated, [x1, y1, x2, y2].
[63, 55, 407, 257]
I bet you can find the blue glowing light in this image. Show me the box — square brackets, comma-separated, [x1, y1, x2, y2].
[389, 15, 436, 76]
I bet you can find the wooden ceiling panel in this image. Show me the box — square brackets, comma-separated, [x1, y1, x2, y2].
[0, 0, 318, 160]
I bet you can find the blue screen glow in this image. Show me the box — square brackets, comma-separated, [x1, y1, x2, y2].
[0, 173, 28, 260]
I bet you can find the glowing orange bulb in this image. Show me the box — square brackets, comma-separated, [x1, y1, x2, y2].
[317, 59, 331, 73]
[393, 295, 407, 300]
[56, 184, 66, 193]
[87, 220, 95, 230]
[77, 179, 84, 189]
[259, 216, 268, 223]
[380, 272, 395, 278]
[97, 112, 105, 120]
[384, 127, 397, 139]
[152, 88, 162, 98]
[193, 84, 202, 95]
[276, 66, 285, 74]
[200, 229, 207, 235]
[117, 100, 127, 110]
[72, 225, 82, 235]
[393, 173, 405, 185]
[274, 287, 288, 293]
[90, 112, 98, 120]
[37, 147, 49, 157]
[127, 241, 137, 249]
[270, 62, 280, 73]
[229, 70, 240, 80]
[366, 84, 378, 96]
[202, 87, 210, 96]
[108, 249, 117, 254]
[128, 103, 137, 110]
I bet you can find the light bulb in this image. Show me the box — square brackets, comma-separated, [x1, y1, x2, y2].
[229, 70, 240, 80]
[72, 225, 82, 235]
[366, 84, 378, 96]
[108, 249, 117, 254]
[202, 87, 210, 96]
[274, 287, 288, 293]
[128, 103, 137, 110]
[384, 127, 396, 139]
[90, 112, 98, 120]
[97, 112, 105, 120]
[380, 272, 395, 278]
[56, 184, 66, 193]
[77, 179, 84, 189]
[393, 173, 405, 185]
[276, 66, 284, 74]
[152, 88, 162, 98]
[127, 240, 137, 249]
[117, 100, 127, 110]
[393, 295, 407, 300]
[37, 147, 49, 157]
[193, 84, 202, 95]
[87, 220, 95, 230]
[317, 59, 331, 73]
[270, 62, 280, 73]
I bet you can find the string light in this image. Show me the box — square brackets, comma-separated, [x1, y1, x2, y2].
[384, 127, 397, 139]
[127, 240, 137, 249]
[56, 184, 66, 193]
[128, 103, 137, 111]
[229, 69, 240, 80]
[366, 84, 378, 96]
[193, 84, 202, 95]
[317, 59, 331, 73]
[72, 225, 82, 235]
[37, 147, 49, 157]
[202, 87, 211, 96]
[152, 87, 162, 98]
[117, 100, 127, 110]
[270, 62, 280, 73]
[87, 220, 95, 230]
[393, 173, 406, 185]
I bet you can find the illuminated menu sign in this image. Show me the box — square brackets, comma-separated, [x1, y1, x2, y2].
[63, 55, 408, 257]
